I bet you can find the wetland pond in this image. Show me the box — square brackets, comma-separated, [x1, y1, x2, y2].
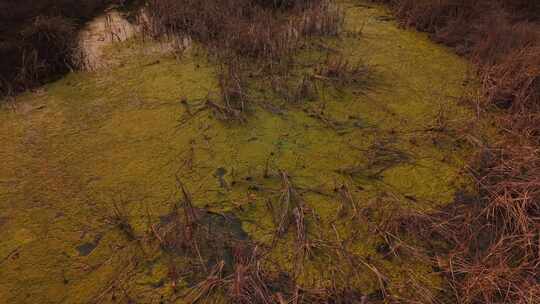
[0, 1, 493, 303]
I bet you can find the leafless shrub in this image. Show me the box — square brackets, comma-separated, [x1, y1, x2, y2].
[217, 60, 250, 118]
[273, 172, 311, 256]
[15, 16, 77, 89]
[315, 55, 371, 87]
[295, 0, 344, 37]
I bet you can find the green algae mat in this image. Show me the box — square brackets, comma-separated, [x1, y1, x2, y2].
[0, 2, 491, 303]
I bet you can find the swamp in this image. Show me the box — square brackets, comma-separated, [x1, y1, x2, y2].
[1, 0, 522, 303]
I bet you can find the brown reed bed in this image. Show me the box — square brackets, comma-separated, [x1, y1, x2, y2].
[138, 0, 347, 118]
[141, 0, 344, 59]
[368, 2, 540, 301]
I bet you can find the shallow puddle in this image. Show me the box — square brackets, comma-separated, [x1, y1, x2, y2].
[0, 1, 490, 303]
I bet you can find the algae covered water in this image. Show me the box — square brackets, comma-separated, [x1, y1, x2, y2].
[0, 1, 490, 303]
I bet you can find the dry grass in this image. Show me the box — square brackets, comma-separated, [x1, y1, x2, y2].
[315, 55, 371, 87]
[138, 0, 346, 117]
[0, 0, 129, 96]
[0, 15, 78, 95]
[366, 1, 540, 302]
[141, 0, 343, 60]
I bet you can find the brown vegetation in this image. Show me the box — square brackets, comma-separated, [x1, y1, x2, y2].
[142, 0, 343, 59]
[0, 0, 139, 96]
[371, 0, 540, 303]
[315, 55, 371, 87]
[153, 181, 377, 304]
[140, 0, 346, 118]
